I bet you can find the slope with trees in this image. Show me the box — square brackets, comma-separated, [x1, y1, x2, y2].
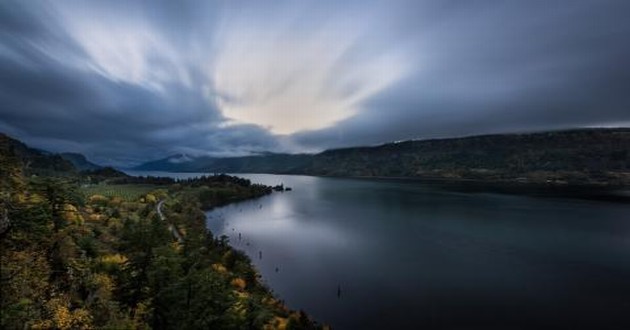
[1, 135, 322, 329]
[135, 128, 630, 186]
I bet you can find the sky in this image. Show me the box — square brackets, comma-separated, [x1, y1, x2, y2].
[1, 0, 629, 166]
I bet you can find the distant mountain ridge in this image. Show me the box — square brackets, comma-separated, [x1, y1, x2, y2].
[134, 152, 312, 173]
[135, 128, 630, 186]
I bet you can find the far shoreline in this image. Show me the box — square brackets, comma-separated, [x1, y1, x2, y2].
[124, 170, 630, 203]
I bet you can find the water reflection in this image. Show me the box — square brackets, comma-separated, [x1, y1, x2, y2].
[205, 174, 630, 329]
[131, 172, 630, 329]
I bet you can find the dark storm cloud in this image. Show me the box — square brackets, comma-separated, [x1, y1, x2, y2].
[0, 0, 281, 165]
[0, 0, 628, 165]
[294, 0, 630, 148]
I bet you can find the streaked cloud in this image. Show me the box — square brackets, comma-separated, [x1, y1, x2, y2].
[212, 3, 409, 134]
[0, 0, 629, 165]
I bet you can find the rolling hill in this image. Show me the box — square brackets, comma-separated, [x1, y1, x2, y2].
[135, 128, 630, 186]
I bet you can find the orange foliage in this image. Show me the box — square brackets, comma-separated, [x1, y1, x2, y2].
[231, 277, 246, 291]
[264, 316, 289, 330]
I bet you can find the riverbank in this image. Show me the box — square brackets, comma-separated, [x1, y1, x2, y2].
[204, 173, 630, 329]
[128, 169, 630, 203]
[155, 178, 323, 329]
[342, 175, 630, 203]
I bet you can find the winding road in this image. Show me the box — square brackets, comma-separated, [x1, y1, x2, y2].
[157, 200, 183, 243]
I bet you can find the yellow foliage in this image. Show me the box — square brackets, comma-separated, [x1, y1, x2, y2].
[87, 214, 103, 222]
[98, 254, 128, 273]
[151, 189, 168, 199]
[31, 320, 53, 329]
[90, 273, 114, 301]
[70, 309, 93, 329]
[27, 193, 45, 204]
[231, 277, 246, 291]
[36, 297, 93, 330]
[235, 291, 249, 300]
[61, 204, 84, 224]
[262, 297, 279, 307]
[145, 193, 157, 204]
[101, 254, 128, 265]
[264, 316, 289, 330]
[133, 301, 152, 326]
[89, 194, 108, 205]
[109, 196, 123, 206]
[1, 249, 50, 321]
[212, 263, 227, 274]
[62, 204, 78, 212]
[66, 213, 85, 225]
[233, 301, 248, 319]
[63, 212, 78, 222]
[170, 241, 182, 252]
[15, 192, 28, 203]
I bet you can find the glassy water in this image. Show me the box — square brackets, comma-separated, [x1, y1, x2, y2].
[130, 171, 630, 329]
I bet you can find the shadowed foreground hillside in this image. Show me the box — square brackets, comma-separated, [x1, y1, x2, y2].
[0, 135, 322, 329]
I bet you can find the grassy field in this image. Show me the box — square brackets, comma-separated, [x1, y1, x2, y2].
[81, 184, 159, 201]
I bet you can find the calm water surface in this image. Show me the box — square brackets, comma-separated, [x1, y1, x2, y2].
[131, 171, 630, 329]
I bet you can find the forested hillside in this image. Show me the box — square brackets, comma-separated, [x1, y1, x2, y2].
[136, 129, 630, 186]
[302, 128, 630, 185]
[0, 133, 76, 175]
[1, 135, 321, 329]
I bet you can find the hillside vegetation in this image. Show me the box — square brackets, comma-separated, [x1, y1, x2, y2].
[1, 135, 321, 329]
[302, 128, 630, 185]
[0, 133, 76, 176]
[136, 129, 630, 186]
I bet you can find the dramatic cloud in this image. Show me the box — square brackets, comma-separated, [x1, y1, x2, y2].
[0, 0, 629, 165]
[212, 2, 408, 134]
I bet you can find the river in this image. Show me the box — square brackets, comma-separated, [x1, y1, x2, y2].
[128, 171, 630, 329]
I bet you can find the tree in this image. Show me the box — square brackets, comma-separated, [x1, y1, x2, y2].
[29, 177, 82, 232]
